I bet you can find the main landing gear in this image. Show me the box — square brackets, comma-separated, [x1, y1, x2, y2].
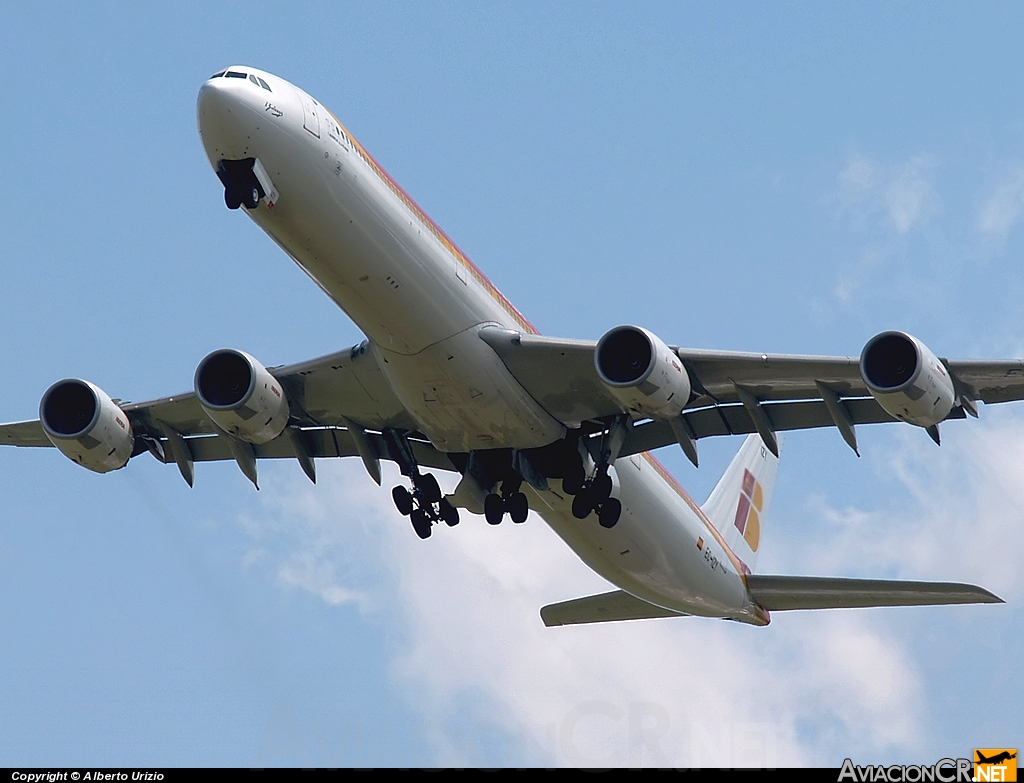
[565, 464, 622, 529]
[483, 473, 529, 526]
[384, 429, 459, 539]
[558, 421, 624, 529]
[391, 475, 459, 539]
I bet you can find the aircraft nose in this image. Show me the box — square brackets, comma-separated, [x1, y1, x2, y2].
[197, 70, 263, 161]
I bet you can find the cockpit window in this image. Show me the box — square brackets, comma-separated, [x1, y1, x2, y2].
[249, 74, 259, 85]
[257, 77, 272, 92]
[225, 71, 247, 79]
[210, 71, 226, 79]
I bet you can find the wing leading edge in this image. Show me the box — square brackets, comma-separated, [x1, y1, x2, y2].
[0, 342, 456, 482]
[479, 329, 1023, 461]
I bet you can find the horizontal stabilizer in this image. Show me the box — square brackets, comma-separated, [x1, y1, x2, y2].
[746, 575, 1003, 610]
[540, 590, 686, 627]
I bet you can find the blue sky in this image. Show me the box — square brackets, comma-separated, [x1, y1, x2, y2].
[1, 1, 1022, 766]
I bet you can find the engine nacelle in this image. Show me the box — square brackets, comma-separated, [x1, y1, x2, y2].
[860, 331, 955, 428]
[595, 325, 691, 418]
[39, 379, 134, 473]
[194, 349, 290, 444]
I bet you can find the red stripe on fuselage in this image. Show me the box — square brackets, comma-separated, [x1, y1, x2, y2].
[326, 106, 746, 582]
[330, 111, 539, 336]
[640, 451, 750, 578]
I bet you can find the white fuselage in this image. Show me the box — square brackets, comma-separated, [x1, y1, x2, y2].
[197, 67, 765, 626]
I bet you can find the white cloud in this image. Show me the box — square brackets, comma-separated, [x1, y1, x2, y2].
[789, 417, 1024, 600]
[977, 164, 1024, 240]
[829, 153, 940, 305]
[237, 450, 995, 766]
[838, 154, 938, 236]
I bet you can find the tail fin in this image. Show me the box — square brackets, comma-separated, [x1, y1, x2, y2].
[701, 434, 779, 573]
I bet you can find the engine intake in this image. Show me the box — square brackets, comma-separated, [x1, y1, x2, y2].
[195, 349, 290, 444]
[860, 331, 955, 428]
[39, 379, 133, 473]
[595, 326, 691, 419]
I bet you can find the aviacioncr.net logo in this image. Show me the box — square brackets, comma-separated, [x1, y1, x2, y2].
[974, 749, 1017, 782]
[838, 758, 973, 782]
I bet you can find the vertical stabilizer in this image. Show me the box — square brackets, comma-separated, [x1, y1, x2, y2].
[701, 434, 779, 573]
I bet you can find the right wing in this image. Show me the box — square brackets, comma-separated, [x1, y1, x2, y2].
[0, 342, 457, 480]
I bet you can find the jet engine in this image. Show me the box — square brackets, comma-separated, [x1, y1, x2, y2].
[860, 331, 955, 427]
[595, 325, 691, 418]
[39, 379, 134, 473]
[194, 349, 290, 443]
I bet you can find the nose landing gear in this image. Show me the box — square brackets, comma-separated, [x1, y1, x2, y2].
[217, 159, 264, 210]
[216, 158, 278, 211]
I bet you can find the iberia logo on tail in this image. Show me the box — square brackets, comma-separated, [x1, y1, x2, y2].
[733, 469, 762, 552]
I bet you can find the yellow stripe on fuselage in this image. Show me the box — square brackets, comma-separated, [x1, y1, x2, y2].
[330, 111, 747, 584]
[641, 451, 751, 580]
[329, 111, 538, 336]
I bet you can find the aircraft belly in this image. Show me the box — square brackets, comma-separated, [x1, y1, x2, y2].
[243, 116, 513, 356]
[228, 119, 568, 450]
[207, 87, 751, 611]
[533, 456, 756, 621]
[373, 328, 565, 451]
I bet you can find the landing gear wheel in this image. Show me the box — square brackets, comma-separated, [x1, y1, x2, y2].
[484, 493, 505, 525]
[571, 489, 594, 519]
[561, 463, 585, 496]
[439, 498, 460, 527]
[508, 492, 529, 524]
[598, 497, 622, 529]
[420, 472, 442, 505]
[224, 188, 242, 210]
[392, 485, 413, 516]
[242, 185, 260, 209]
[410, 508, 432, 539]
[591, 473, 613, 504]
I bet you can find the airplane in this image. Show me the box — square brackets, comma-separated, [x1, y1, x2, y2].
[0, 65, 1016, 627]
[976, 751, 1017, 765]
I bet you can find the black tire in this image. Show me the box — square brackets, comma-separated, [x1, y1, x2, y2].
[508, 492, 529, 524]
[561, 463, 585, 496]
[591, 472, 613, 504]
[410, 508, 431, 539]
[439, 498, 460, 527]
[243, 184, 260, 209]
[392, 485, 414, 516]
[484, 493, 505, 525]
[420, 472, 442, 505]
[224, 188, 242, 210]
[598, 498, 622, 529]
[571, 489, 594, 519]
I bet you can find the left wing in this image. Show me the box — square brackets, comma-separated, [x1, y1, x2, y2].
[480, 327, 1024, 461]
